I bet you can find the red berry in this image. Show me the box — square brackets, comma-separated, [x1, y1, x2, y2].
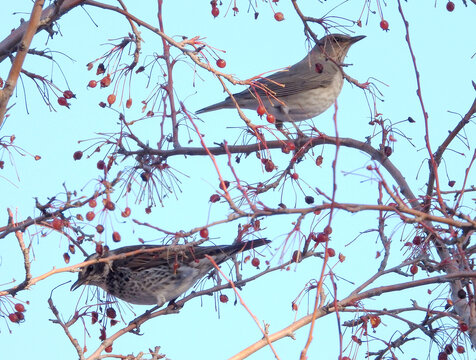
[211, 7, 219, 17]
[316, 155, 323, 166]
[219, 294, 228, 303]
[216, 59, 226, 68]
[256, 105, 266, 116]
[456, 345, 465, 353]
[97, 160, 106, 170]
[315, 233, 328, 243]
[106, 308, 116, 319]
[86, 211, 95, 221]
[380, 20, 389, 31]
[107, 94, 116, 105]
[384, 146, 392, 156]
[126, 98, 132, 109]
[52, 218, 63, 230]
[459, 322, 469, 332]
[263, 159, 275, 172]
[410, 264, 418, 275]
[326, 248, 336, 257]
[251, 257, 260, 267]
[291, 173, 299, 180]
[112, 231, 121, 242]
[141, 172, 151, 182]
[121, 207, 131, 217]
[412, 236, 422, 245]
[63, 252, 70, 264]
[323, 225, 332, 235]
[369, 315, 381, 328]
[292, 250, 302, 263]
[209, 194, 220, 203]
[200, 228, 209, 238]
[63, 90, 75, 99]
[437, 352, 447, 360]
[351, 335, 362, 344]
[96, 63, 105, 75]
[274, 12, 284, 21]
[73, 151, 83, 160]
[57, 97, 69, 107]
[88, 80, 97, 88]
[89, 199, 97, 208]
[96, 224, 104, 233]
[448, 180, 455, 187]
[8, 313, 20, 323]
[14, 303, 25, 312]
[266, 114, 276, 123]
[446, 1, 455, 11]
[105, 345, 113, 353]
[91, 311, 98, 324]
[305, 196, 314, 204]
[100, 75, 111, 88]
[95, 243, 103, 255]
[219, 180, 230, 190]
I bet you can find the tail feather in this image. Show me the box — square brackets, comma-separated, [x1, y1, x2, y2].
[196, 99, 232, 114]
[197, 238, 270, 259]
[234, 238, 271, 253]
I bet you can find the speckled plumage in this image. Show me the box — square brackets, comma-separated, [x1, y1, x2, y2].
[71, 239, 270, 306]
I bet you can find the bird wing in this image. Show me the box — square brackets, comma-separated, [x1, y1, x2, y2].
[108, 245, 169, 270]
[109, 240, 270, 270]
[234, 58, 339, 101]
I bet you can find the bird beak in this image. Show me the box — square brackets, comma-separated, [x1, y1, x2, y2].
[350, 35, 366, 44]
[70, 278, 86, 291]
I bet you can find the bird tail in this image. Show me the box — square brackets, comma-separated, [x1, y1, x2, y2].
[203, 238, 270, 259]
[195, 100, 230, 114]
[233, 238, 271, 253]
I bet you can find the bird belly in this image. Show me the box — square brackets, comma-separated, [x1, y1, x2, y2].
[273, 80, 344, 122]
[106, 266, 203, 306]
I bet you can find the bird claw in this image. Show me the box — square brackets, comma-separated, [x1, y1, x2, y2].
[128, 305, 159, 334]
[129, 326, 144, 336]
[167, 299, 183, 310]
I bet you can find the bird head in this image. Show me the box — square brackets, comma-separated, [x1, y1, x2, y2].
[71, 254, 109, 291]
[317, 34, 365, 63]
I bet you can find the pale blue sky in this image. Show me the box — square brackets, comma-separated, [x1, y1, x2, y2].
[1, 1, 474, 359]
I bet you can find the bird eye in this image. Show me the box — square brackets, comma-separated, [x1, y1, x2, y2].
[86, 265, 94, 272]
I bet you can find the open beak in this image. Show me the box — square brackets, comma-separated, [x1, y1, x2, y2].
[70, 278, 86, 291]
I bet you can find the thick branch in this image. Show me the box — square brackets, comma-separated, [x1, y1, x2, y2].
[0, 0, 45, 126]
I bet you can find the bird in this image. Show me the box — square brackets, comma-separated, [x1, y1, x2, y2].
[71, 239, 270, 307]
[196, 34, 365, 123]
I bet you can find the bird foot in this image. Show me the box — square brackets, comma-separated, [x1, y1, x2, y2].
[167, 299, 183, 310]
[128, 305, 159, 334]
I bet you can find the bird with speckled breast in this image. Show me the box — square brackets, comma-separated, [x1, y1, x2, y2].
[71, 239, 270, 307]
